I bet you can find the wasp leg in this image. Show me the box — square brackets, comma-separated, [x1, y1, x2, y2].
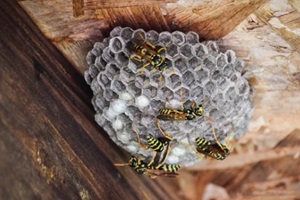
[181, 142, 207, 160]
[114, 163, 129, 167]
[155, 46, 167, 54]
[210, 124, 226, 151]
[130, 55, 143, 62]
[133, 129, 149, 150]
[156, 119, 172, 141]
[226, 128, 236, 151]
[140, 62, 151, 74]
[155, 142, 172, 169]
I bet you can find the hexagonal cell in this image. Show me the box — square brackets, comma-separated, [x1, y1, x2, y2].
[120, 67, 135, 82]
[94, 56, 106, 71]
[236, 78, 250, 96]
[195, 68, 209, 84]
[225, 50, 237, 64]
[166, 73, 181, 89]
[211, 70, 226, 86]
[225, 86, 236, 101]
[102, 47, 115, 62]
[188, 56, 202, 70]
[135, 74, 150, 88]
[126, 105, 142, 120]
[203, 55, 217, 71]
[120, 27, 134, 40]
[182, 70, 195, 87]
[111, 79, 126, 94]
[105, 62, 120, 80]
[88, 64, 99, 79]
[223, 64, 234, 78]
[150, 99, 165, 111]
[145, 30, 159, 44]
[84, 71, 92, 85]
[94, 93, 109, 110]
[127, 80, 142, 96]
[174, 56, 188, 73]
[109, 37, 125, 54]
[230, 73, 238, 82]
[143, 85, 158, 98]
[211, 93, 224, 108]
[90, 78, 103, 95]
[206, 41, 219, 54]
[209, 108, 221, 121]
[117, 113, 131, 126]
[190, 85, 204, 100]
[104, 88, 118, 101]
[97, 73, 110, 86]
[167, 44, 179, 57]
[132, 29, 146, 40]
[91, 42, 105, 57]
[234, 59, 245, 73]
[186, 31, 199, 45]
[159, 86, 174, 100]
[158, 31, 172, 46]
[172, 31, 185, 46]
[204, 81, 216, 95]
[110, 26, 122, 37]
[192, 43, 208, 59]
[174, 87, 189, 102]
[179, 43, 193, 58]
[149, 73, 165, 87]
[115, 51, 129, 65]
[216, 53, 228, 70]
[86, 51, 96, 65]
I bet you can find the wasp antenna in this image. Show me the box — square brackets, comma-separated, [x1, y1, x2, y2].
[210, 124, 224, 150]
[204, 115, 215, 123]
[156, 119, 172, 140]
[180, 87, 185, 111]
[165, 97, 176, 110]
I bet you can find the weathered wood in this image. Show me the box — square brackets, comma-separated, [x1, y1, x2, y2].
[255, 3, 300, 55]
[18, 0, 266, 74]
[0, 1, 182, 199]
[165, 0, 269, 39]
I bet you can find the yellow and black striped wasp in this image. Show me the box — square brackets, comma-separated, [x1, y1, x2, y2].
[126, 32, 169, 74]
[188, 125, 235, 160]
[115, 124, 180, 178]
[157, 88, 213, 122]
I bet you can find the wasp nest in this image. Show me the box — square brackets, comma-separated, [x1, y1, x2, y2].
[84, 27, 254, 166]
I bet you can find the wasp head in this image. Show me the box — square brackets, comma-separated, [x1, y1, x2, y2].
[193, 105, 204, 116]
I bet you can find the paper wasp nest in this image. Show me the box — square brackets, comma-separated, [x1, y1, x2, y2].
[84, 27, 254, 166]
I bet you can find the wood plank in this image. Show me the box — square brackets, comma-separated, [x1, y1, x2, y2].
[0, 1, 182, 199]
[165, 0, 269, 39]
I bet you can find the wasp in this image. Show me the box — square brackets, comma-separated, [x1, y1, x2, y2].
[157, 88, 212, 122]
[115, 126, 180, 178]
[114, 155, 180, 178]
[187, 125, 234, 160]
[133, 121, 172, 166]
[126, 32, 169, 74]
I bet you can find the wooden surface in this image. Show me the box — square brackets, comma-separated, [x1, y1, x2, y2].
[2, 0, 300, 199]
[19, 0, 269, 73]
[0, 1, 180, 199]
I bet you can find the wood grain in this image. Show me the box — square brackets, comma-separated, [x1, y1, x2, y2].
[0, 1, 182, 199]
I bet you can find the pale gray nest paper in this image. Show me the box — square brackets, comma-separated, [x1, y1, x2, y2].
[84, 27, 254, 166]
